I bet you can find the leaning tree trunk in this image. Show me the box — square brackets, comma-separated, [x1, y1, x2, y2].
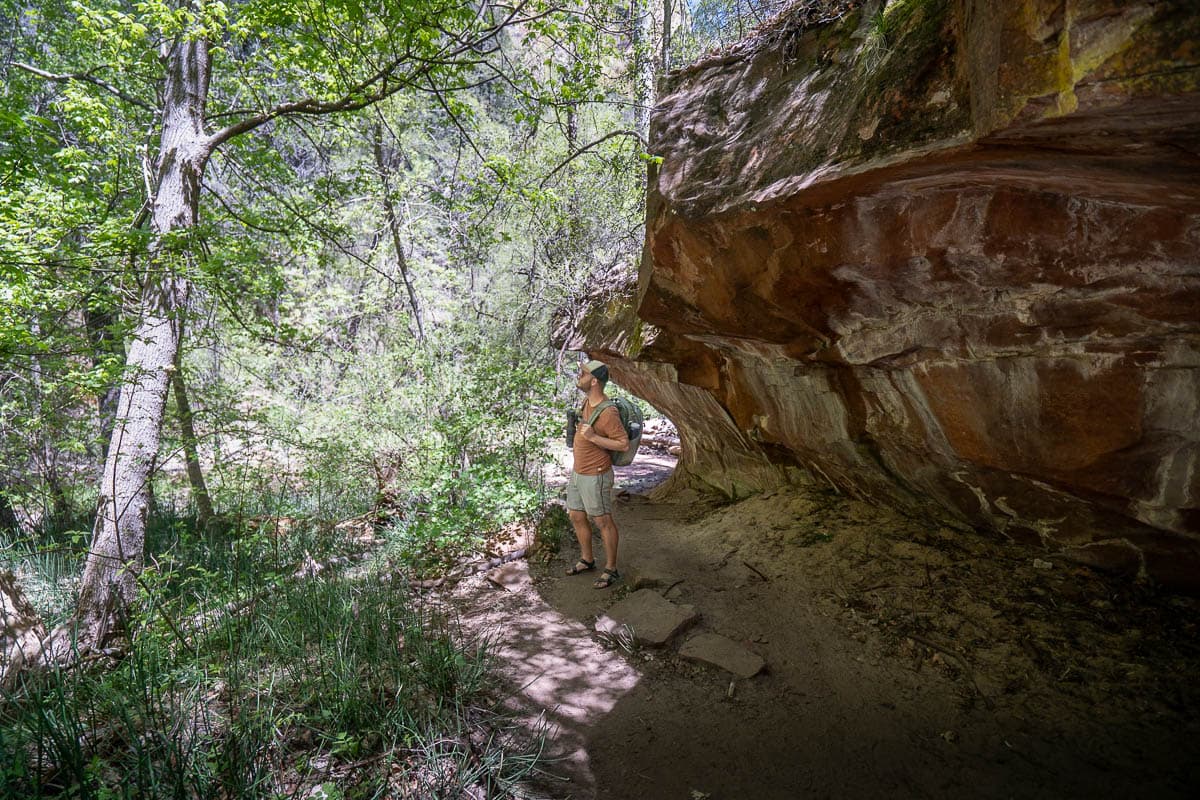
[46, 36, 211, 661]
[372, 126, 426, 343]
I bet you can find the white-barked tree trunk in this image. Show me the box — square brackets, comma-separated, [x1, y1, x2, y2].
[47, 35, 211, 658]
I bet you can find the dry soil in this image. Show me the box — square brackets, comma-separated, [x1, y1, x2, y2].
[444, 454, 1200, 799]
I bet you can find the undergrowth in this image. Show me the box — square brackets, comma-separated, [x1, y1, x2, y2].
[381, 467, 546, 578]
[0, 511, 546, 799]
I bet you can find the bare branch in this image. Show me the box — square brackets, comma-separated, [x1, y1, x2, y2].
[206, 0, 544, 151]
[425, 76, 491, 170]
[539, 129, 645, 188]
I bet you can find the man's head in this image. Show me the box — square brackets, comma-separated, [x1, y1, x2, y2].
[576, 359, 609, 392]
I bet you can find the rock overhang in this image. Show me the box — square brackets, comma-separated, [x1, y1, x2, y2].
[569, 0, 1200, 588]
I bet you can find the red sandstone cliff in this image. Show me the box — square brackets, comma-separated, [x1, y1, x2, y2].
[566, 0, 1200, 588]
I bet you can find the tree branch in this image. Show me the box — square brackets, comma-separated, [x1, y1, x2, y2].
[539, 129, 645, 187]
[425, 76, 491, 171]
[205, 57, 420, 151]
[206, 0, 544, 151]
[12, 61, 155, 112]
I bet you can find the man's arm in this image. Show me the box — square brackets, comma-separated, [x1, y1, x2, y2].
[581, 407, 629, 450]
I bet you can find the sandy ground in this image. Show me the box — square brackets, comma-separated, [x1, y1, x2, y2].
[445, 454, 1200, 799]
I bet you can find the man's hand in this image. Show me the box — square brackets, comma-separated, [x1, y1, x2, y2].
[580, 423, 625, 450]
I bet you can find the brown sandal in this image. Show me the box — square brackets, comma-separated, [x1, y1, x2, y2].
[593, 569, 620, 589]
[565, 559, 595, 576]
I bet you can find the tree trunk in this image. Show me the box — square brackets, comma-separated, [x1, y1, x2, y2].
[661, 0, 673, 73]
[0, 370, 21, 535]
[28, 316, 73, 527]
[172, 336, 213, 529]
[84, 302, 123, 468]
[565, 102, 583, 252]
[46, 475, 71, 528]
[632, 0, 654, 142]
[47, 35, 211, 660]
[1, 569, 47, 684]
[372, 124, 425, 343]
[0, 488, 18, 535]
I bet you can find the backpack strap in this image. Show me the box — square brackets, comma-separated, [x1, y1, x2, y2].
[585, 399, 616, 426]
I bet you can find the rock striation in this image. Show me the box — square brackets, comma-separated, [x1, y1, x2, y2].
[567, 0, 1200, 588]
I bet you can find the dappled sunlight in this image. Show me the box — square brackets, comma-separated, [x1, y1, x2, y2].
[7, 0, 1195, 792]
[496, 599, 641, 720]
[613, 452, 679, 497]
[449, 560, 642, 794]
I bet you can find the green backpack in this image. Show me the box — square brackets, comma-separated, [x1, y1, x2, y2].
[585, 397, 644, 467]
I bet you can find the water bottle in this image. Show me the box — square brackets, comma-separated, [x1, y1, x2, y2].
[566, 410, 578, 446]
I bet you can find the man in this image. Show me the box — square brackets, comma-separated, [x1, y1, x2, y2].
[565, 359, 629, 589]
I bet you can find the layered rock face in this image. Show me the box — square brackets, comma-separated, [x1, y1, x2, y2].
[573, 0, 1200, 587]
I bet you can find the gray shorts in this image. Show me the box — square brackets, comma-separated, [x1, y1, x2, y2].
[566, 470, 615, 517]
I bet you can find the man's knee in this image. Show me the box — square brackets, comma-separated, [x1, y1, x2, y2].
[568, 509, 588, 525]
[595, 514, 618, 534]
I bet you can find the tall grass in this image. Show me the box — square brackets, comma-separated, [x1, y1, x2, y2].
[1, 512, 545, 799]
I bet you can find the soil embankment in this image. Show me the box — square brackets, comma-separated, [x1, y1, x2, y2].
[448, 456, 1200, 799]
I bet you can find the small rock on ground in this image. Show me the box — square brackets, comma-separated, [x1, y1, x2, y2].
[628, 567, 680, 591]
[487, 562, 530, 590]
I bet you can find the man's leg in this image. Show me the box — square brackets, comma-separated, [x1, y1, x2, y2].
[594, 514, 619, 572]
[569, 509, 594, 565]
[565, 472, 595, 573]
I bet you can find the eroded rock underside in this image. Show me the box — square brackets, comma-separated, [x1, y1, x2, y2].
[568, 0, 1200, 588]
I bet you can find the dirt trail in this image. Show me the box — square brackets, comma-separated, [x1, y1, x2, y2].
[447, 456, 1200, 799]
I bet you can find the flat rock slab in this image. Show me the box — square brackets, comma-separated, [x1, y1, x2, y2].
[595, 589, 698, 647]
[487, 562, 530, 590]
[679, 632, 765, 678]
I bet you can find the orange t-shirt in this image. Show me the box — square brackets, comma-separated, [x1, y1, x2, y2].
[572, 400, 628, 475]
